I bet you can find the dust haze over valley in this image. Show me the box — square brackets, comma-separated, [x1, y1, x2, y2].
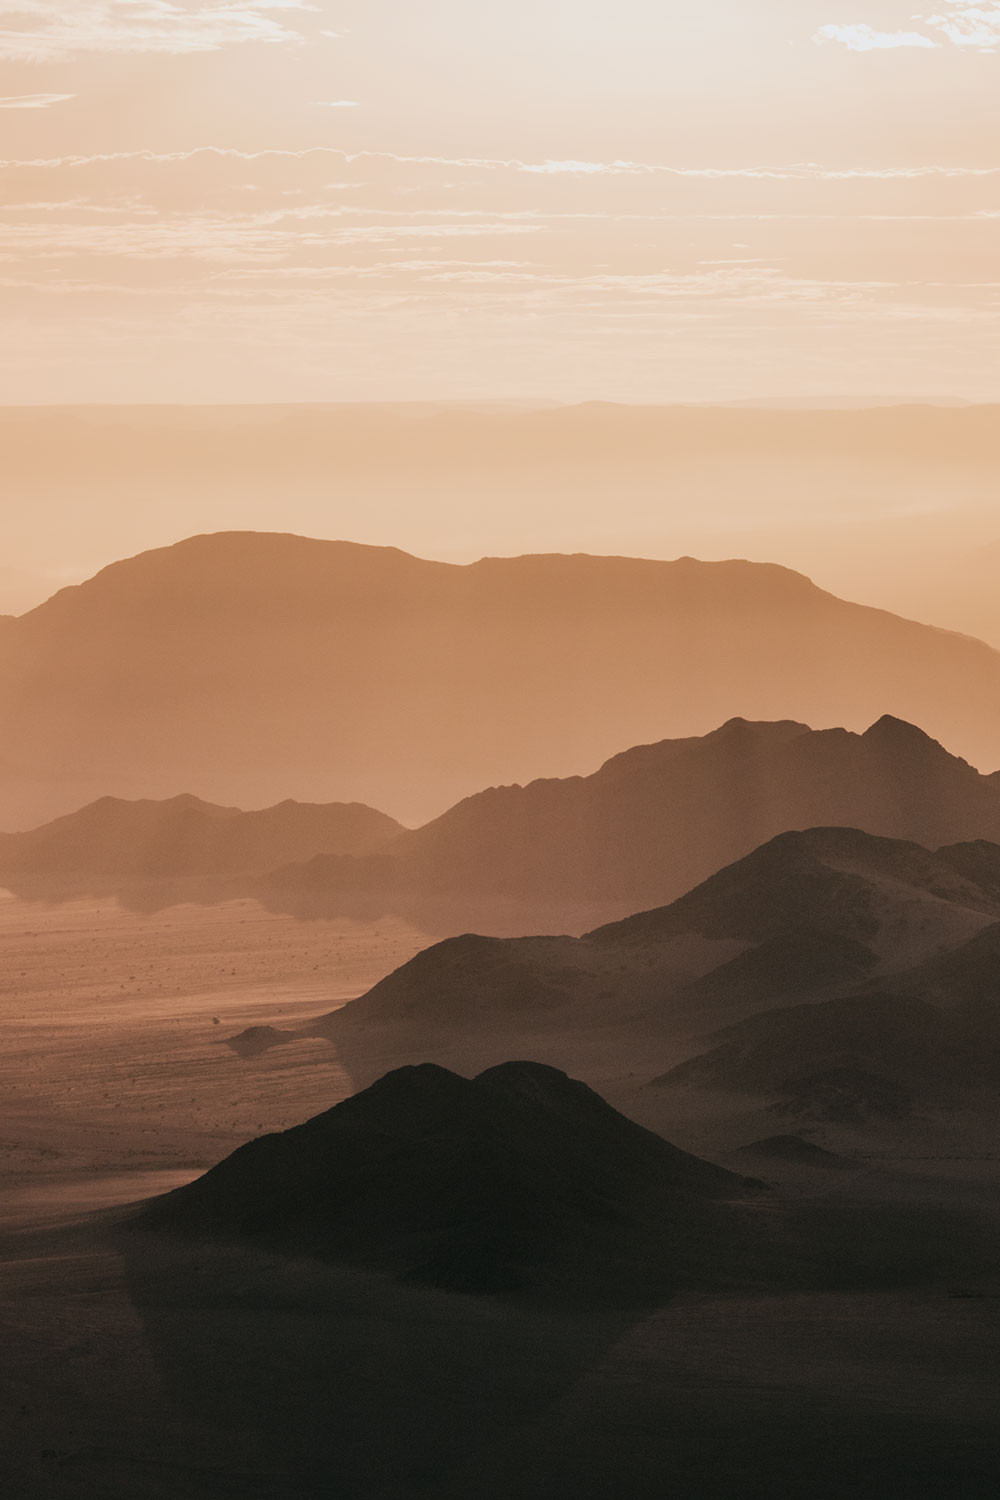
[6, 2, 1000, 1496]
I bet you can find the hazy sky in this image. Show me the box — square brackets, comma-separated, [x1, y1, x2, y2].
[1, 1, 998, 402]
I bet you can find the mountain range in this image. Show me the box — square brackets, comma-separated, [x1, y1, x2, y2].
[2, 531, 1000, 831]
[0, 792, 400, 891]
[295, 827, 1000, 1126]
[259, 713, 1000, 930]
[10, 711, 1000, 937]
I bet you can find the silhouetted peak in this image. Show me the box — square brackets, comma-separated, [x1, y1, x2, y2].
[739, 825, 909, 866]
[475, 1060, 578, 1106]
[594, 716, 812, 781]
[357, 1061, 473, 1102]
[862, 715, 944, 755]
[75, 791, 228, 818]
[587, 824, 937, 948]
[709, 716, 811, 743]
[477, 1059, 570, 1087]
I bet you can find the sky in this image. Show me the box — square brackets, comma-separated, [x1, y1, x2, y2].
[0, 1, 998, 403]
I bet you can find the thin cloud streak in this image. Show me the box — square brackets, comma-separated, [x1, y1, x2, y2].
[2, 145, 999, 180]
[0, 91, 75, 107]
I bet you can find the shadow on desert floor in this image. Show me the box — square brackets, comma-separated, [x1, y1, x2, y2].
[110, 1216, 1000, 1500]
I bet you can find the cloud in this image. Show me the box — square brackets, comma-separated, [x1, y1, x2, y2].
[0, 91, 75, 107]
[0, 0, 311, 62]
[519, 160, 643, 176]
[3, 145, 998, 182]
[817, 4, 1000, 52]
[815, 23, 936, 49]
[922, 4, 1000, 48]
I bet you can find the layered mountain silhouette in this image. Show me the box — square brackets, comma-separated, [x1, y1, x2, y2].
[0, 792, 400, 892]
[3, 531, 1000, 830]
[135, 1061, 757, 1298]
[11, 712, 1000, 935]
[260, 714, 1000, 930]
[301, 828, 1000, 1115]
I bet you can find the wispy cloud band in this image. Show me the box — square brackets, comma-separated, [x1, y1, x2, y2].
[0, 91, 75, 107]
[1, 145, 999, 180]
[0, 0, 311, 62]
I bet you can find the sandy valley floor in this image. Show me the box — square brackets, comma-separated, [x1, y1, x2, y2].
[3, 889, 1000, 1499]
[1, 889, 427, 1193]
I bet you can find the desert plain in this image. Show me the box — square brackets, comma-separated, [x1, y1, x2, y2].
[3, 885, 999, 1499]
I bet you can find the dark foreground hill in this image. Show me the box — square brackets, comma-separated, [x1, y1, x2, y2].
[136, 1059, 1000, 1310]
[136, 1061, 758, 1299]
[261, 714, 1000, 930]
[3, 531, 1000, 828]
[0, 791, 401, 890]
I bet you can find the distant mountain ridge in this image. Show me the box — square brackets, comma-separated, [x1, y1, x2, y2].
[1, 531, 1000, 829]
[261, 713, 1000, 930]
[0, 792, 401, 883]
[8, 712, 1000, 934]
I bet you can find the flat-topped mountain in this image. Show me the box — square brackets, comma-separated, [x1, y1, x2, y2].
[0, 792, 401, 886]
[2, 531, 1000, 829]
[262, 714, 1000, 931]
[136, 1061, 757, 1299]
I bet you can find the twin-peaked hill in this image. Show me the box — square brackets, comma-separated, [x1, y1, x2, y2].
[141, 1055, 1000, 1306]
[2, 531, 1000, 829]
[136, 1060, 756, 1299]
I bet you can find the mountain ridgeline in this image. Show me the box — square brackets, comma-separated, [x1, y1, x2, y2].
[2, 531, 1000, 830]
[6, 711, 1000, 934]
[260, 712, 1000, 929]
[0, 793, 401, 887]
[301, 827, 1000, 1124]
